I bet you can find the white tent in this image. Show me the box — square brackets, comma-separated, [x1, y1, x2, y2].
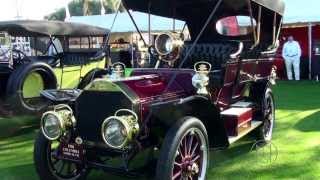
[66, 11, 185, 33]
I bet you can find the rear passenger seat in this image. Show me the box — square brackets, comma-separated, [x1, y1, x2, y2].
[61, 52, 98, 66]
[179, 41, 239, 70]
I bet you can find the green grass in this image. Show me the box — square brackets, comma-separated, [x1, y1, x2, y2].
[0, 81, 320, 179]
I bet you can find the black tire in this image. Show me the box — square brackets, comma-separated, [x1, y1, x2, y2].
[6, 62, 57, 114]
[254, 87, 275, 143]
[156, 117, 209, 180]
[77, 68, 109, 89]
[34, 132, 89, 180]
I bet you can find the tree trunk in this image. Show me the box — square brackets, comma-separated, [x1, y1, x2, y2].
[83, 0, 91, 16]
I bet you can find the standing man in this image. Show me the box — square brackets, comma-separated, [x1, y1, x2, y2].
[282, 36, 302, 80]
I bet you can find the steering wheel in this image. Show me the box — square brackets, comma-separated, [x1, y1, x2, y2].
[12, 49, 30, 64]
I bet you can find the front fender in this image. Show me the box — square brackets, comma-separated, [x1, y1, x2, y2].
[150, 95, 229, 148]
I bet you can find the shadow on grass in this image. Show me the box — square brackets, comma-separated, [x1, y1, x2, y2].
[0, 116, 38, 139]
[211, 140, 254, 166]
[210, 162, 317, 179]
[294, 110, 320, 132]
[89, 170, 148, 180]
[0, 163, 38, 180]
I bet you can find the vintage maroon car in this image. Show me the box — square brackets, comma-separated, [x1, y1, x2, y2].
[33, 0, 284, 179]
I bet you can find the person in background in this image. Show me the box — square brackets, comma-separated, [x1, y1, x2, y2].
[313, 47, 320, 82]
[282, 36, 302, 81]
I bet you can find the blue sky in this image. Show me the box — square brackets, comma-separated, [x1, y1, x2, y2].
[283, 0, 319, 23]
[285, 0, 318, 15]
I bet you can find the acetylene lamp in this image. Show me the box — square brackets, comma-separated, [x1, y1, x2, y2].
[192, 61, 212, 95]
[101, 109, 139, 149]
[154, 33, 184, 62]
[41, 104, 76, 140]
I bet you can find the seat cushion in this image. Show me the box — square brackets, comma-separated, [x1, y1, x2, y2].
[179, 41, 238, 70]
[28, 56, 60, 67]
[62, 52, 96, 66]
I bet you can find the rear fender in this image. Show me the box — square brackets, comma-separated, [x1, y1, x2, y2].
[150, 95, 229, 148]
[250, 81, 272, 106]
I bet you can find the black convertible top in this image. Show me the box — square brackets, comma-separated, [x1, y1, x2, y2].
[252, 0, 285, 15]
[123, 0, 285, 20]
[123, 0, 285, 41]
[0, 20, 109, 37]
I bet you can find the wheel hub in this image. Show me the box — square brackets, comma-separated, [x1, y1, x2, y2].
[181, 156, 199, 176]
[171, 128, 208, 180]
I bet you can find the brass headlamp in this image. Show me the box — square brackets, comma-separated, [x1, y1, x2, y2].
[41, 104, 76, 141]
[101, 109, 139, 149]
[154, 33, 184, 62]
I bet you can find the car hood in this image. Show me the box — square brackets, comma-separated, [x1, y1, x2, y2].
[85, 68, 196, 104]
[75, 69, 196, 143]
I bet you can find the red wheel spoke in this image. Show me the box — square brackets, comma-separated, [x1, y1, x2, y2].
[192, 155, 200, 162]
[173, 171, 182, 180]
[184, 135, 188, 156]
[172, 128, 207, 180]
[178, 146, 183, 158]
[188, 135, 194, 156]
[190, 142, 199, 157]
[174, 162, 182, 167]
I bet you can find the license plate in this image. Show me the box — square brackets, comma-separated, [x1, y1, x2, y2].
[60, 143, 84, 161]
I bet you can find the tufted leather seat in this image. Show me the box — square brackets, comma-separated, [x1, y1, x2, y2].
[179, 41, 239, 70]
[28, 56, 60, 67]
[61, 52, 97, 66]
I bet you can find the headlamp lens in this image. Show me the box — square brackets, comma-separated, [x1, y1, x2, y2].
[42, 113, 62, 140]
[103, 118, 127, 148]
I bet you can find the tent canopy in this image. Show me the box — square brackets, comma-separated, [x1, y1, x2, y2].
[67, 11, 186, 33]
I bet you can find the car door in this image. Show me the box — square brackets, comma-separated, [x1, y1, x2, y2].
[54, 65, 81, 89]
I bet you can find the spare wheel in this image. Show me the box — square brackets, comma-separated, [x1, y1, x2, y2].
[6, 62, 57, 114]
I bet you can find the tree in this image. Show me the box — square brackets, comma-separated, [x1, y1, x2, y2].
[45, 0, 123, 21]
[102, 0, 123, 12]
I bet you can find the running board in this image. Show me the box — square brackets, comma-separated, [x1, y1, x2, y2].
[228, 121, 263, 144]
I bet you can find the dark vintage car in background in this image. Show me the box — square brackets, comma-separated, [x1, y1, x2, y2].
[33, 0, 284, 179]
[0, 20, 110, 114]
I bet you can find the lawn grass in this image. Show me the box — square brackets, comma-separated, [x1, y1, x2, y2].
[0, 81, 320, 180]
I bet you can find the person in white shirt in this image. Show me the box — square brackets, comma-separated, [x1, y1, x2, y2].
[282, 36, 302, 80]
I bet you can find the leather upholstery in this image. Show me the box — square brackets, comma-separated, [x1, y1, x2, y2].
[61, 52, 97, 66]
[179, 42, 238, 69]
[28, 56, 60, 67]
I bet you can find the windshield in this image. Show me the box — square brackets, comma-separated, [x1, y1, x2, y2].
[107, 11, 188, 69]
